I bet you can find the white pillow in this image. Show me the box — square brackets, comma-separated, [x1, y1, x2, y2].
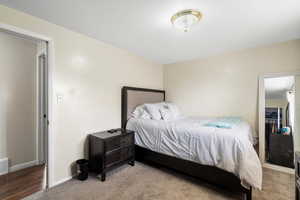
[144, 103, 163, 120]
[165, 102, 181, 118]
[159, 105, 176, 121]
[161, 102, 181, 120]
[131, 105, 151, 119]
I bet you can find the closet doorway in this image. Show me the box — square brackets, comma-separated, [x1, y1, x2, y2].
[0, 24, 52, 199]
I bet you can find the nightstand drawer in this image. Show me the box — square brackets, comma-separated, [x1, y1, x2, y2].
[121, 146, 134, 159]
[105, 137, 120, 152]
[105, 149, 121, 166]
[121, 134, 134, 147]
[105, 147, 134, 167]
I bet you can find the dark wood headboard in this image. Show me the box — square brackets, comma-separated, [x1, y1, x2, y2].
[121, 86, 165, 129]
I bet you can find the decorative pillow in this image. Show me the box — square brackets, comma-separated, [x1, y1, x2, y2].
[144, 103, 163, 120]
[131, 105, 151, 119]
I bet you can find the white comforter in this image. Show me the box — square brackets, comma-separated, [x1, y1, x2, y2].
[127, 117, 262, 189]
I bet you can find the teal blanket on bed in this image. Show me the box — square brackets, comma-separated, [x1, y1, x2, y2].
[204, 117, 242, 129]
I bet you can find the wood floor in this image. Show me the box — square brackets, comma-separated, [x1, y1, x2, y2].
[0, 165, 45, 200]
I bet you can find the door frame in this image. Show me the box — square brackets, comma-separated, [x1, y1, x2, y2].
[37, 53, 47, 165]
[259, 71, 300, 174]
[0, 23, 54, 188]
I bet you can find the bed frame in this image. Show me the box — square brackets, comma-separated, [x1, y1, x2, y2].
[121, 86, 252, 200]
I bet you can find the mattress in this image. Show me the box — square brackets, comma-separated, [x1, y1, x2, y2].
[127, 116, 262, 189]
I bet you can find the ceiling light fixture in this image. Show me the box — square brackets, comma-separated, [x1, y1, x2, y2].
[171, 9, 202, 32]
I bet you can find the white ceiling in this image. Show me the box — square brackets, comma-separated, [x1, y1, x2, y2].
[1, 0, 300, 64]
[265, 76, 295, 99]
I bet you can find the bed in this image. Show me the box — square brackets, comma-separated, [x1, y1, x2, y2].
[121, 86, 262, 200]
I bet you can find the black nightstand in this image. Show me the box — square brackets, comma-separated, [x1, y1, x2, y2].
[89, 129, 135, 181]
[296, 152, 300, 200]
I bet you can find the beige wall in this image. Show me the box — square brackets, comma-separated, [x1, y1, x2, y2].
[164, 39, 300, 130]
[0, 5, 163, 184]
[0, 32, 37, 166]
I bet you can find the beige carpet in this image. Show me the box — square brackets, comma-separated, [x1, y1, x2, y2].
[39, 162, 294, 200]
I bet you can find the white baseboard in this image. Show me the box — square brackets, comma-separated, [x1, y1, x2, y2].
[263, 163, 294, 174]
[10, 160, 38, 173]
[0, 158, 8, 176]
[51, 176, 73, 188]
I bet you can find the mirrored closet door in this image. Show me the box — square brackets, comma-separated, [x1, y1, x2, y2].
[260, 74, 300, 170]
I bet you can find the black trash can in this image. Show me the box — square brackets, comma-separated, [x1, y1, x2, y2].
[76, 159, 89, 181]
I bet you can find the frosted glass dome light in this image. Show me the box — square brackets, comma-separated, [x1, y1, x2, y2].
[171, 9, 202, 32]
